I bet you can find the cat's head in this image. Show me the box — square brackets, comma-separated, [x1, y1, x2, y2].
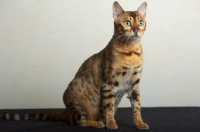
[113, 2, 147, 42]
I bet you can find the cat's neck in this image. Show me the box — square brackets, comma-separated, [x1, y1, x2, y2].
[111, 35, 142, 51]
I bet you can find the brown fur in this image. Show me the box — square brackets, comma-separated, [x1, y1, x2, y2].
[0, 1, 149, 130]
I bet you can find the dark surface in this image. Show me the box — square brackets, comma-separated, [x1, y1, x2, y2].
[0, 107, 200, 132]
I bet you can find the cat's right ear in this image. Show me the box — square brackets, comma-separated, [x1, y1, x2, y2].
[113, 1, 124, 20]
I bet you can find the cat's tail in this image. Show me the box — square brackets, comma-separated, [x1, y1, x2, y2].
[0, 111, 68, 121]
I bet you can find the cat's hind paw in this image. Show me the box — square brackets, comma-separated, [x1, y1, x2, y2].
[94, 121, 105, 128]
[80, 120, 105, 128]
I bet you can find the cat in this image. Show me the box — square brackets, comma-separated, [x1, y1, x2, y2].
[0, 1, 149, 130]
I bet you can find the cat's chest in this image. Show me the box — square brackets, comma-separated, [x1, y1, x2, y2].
[115, 65, 142, 93]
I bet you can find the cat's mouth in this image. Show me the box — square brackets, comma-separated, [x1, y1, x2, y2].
[121, 34, 140, 44]
[130, 34, 139, 39]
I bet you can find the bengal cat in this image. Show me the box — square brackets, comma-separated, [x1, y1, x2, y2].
[1, 1, 149, 130]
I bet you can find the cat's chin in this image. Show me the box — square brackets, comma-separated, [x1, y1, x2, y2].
[129, 36, 142, 41]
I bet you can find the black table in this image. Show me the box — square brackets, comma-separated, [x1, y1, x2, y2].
[0, 107, 200, 132]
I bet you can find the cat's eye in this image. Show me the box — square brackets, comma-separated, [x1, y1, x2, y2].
[124, 20, 131, 27]
[138, 20, 144, 26]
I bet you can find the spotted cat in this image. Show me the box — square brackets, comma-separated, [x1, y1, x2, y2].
[1, 1, 149, 130]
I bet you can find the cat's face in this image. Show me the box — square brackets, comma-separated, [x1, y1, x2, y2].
[113, 2, 147, 42]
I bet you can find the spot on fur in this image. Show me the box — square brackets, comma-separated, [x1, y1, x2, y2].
[114, 81, 119, 87]
[122, 72, 126, 76]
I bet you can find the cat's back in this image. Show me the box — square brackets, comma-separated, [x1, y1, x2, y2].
[63, 46, 108, 97]
[63, 48, 107, 121]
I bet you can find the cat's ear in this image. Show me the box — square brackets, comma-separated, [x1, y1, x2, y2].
[113, 1, 124, 20]
[137, 2, 147, 17]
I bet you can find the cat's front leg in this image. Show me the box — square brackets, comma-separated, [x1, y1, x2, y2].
[128, 85, 149, 130]
[101, 85, 118, 129]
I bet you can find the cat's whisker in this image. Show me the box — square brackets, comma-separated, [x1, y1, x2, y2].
[126, 36, 130, 45]
[112, 35, 125, 43]
[122, 35, 128, 42]
[112, 35, 126, 44]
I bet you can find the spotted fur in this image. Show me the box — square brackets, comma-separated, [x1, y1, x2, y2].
[0, 1, 149, 130]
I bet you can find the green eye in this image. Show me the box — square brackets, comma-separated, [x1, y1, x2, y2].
[124, 20, 131, 27]
[138, 20, 144, 26]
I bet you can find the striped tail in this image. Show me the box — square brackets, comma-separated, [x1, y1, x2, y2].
[0, 111, 67, 121]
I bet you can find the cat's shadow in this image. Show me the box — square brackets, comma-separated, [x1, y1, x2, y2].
[118, 122, 138, 130]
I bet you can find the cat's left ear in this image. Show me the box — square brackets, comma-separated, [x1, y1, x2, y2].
[113, 1, 124, 20]
[137, 2, 147, 17]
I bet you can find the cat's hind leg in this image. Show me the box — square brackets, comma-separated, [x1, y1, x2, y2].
[70, 109, 105, 128]
[77, 111, 105, 128]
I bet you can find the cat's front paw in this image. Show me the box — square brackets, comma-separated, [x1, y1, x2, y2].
[134, 121, 149, 130]
[106, 120, 118, 129]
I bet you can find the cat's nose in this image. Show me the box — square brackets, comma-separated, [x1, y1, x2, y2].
[133, 29, 138, 34]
